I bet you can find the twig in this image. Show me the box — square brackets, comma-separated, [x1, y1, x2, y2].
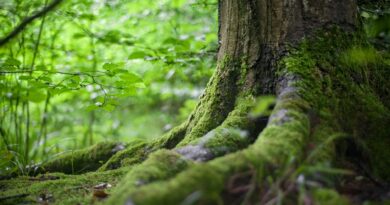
[0, 70, 106, 77]
[0, 0, 64, 46]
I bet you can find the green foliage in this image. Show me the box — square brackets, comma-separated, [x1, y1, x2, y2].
[0, 0, 217, 175]
[360, 4, 390, 50]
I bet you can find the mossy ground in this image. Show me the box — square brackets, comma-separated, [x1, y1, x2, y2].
[0, 167, 130, 205]
[1, 28, 389, 205]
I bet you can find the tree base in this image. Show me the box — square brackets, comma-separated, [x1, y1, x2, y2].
[1, 28, 390, 205]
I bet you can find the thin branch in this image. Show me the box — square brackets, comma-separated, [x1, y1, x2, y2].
[0, 70, 106, 77]
[0, 0, 64, 47]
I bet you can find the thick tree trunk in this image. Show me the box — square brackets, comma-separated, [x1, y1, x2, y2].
[1, 0, 389, 204]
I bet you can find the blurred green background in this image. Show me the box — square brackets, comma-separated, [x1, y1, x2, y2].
[0, 0, 218, 174]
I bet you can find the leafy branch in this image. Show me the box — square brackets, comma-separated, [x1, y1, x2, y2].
[0, 0, 64, 47]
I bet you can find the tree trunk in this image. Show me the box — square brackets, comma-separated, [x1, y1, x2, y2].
[1, 0, 389, 204]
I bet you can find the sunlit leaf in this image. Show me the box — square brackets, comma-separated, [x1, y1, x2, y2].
[103, 62, 124, 71]
[119, 72, 143, 83]
[128, 51, 148, 60]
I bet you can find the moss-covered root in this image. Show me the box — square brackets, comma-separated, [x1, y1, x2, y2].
[105, 79, 313, 204]
[104, 149, 192, 204]
[99, 122, 189, 171]
[98, 140, 147, 171]
[33, 141, 126, 175]
[175, 97, 260, 161]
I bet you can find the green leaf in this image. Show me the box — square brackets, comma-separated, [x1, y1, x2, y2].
[113, 87, 137, 97]
[29, 81, 47, 88]
[79, 13, 96, 20]
[35, 65, 47, 70]
[101, 30, 121, 43]
[73, 33, 87, 39]
[19, 75, 33, 81]
[67, 76, 81, 88]
[361, 11, 370, 18]
[28, 90, 46, 103]
[163, 37, 179, 45]
[103, 104, 115, 111]
[49, 87, 69, 96]
[103, 62, 124, 71]
[133, 82, 146, 88]
[119, 72, 143, 83]
[86, 104, 99, 112]
[4, 58, 21, 67]
[128, 51, 148, 60]
[39, 76, 52, 82]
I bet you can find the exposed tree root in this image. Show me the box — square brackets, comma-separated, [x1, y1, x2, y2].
[18, 141, 126, 176]
[104, 71, 312, 204]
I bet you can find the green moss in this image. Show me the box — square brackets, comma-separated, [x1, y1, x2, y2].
[104, 149, 192, 204]
[248, 108, 310, 166]
[183, 97, 255, 156]
[103, 81, 312, 204]
[279, 27, 390, 180]
[148, 121, 188, 149]
[116, 155, 244, 205]
[117, 28, 390, 204]
[312, 188, 349, 205]
[3, 28, 389, 205]
[98, 140, 147, 171]
[35, 141, 126, 175]
[0, 167, 131, 205]
[111, 105, 310, 204]
[178, 57, 244, 146]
